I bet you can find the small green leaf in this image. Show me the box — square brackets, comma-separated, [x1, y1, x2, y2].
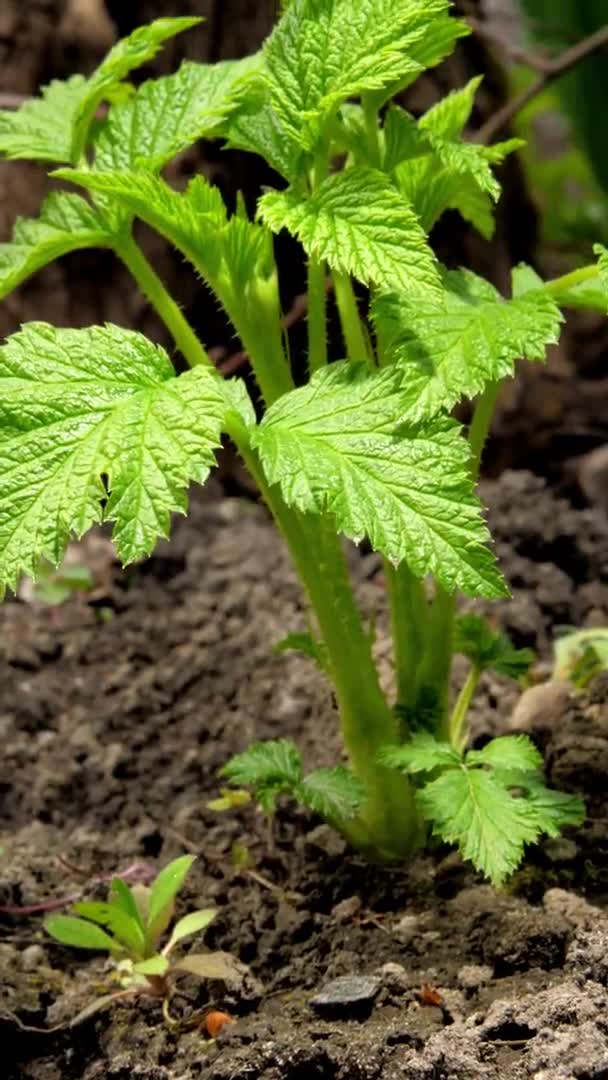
[296, 767, 365, 823]
[132, 955, 170, 977]
[0, 76, 88, 163]
[515, 775, 585, 837]
[222, 739, 303, 790]
[110, 878, 145, 931]
[416, 767, 542, 885]
[0, 192, 115, 300]
[467, 735, 543, 774]
[146, 856, 196, 945]
[380, 732, 460, 773]
[454, 614, 535, 680]
[45, 915, 117, 952]
[259, 168, 440, 299]
[274, 631, 330, 673]
[72, 901, 146, 957]
[164, 909, 217, 954]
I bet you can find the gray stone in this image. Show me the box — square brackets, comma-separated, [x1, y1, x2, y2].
[21, 943, 47, 971]
[310, 975, 381, 1017]
[508, 680, 571, 735]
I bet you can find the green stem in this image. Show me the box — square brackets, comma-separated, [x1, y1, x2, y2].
[449, 665, 481, 751]
[307, 257, 328, 372]
[226, 415, 420, 859]
[362, 94, 382, 168]
[421, 586, 456, 742]
[544, 263, 598, 297]
[233, 271, 294, 405]
[333, 272, 373, 365]
[114, 231, 213, 369]
[385, 560, 429, 719]
[468, 380, 501, 479]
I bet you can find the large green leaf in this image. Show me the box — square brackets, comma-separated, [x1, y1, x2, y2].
[263, 0, 462, 150]
[253, 362, 506, 597]
[373, 267, 562, 420]
[0, 323, 226, 589]
[45, 915, 117, 952]
[259, 167, 440, 298]
[94, 56, 257, 172]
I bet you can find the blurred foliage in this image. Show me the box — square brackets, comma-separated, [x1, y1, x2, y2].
[515, 2, 608, 251]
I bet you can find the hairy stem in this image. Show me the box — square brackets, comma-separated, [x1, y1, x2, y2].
[362, 93, 383, 168]
[119, 238, 419, 859]
[449, 665, 481, 751]
[333, 272, 373, 365]
[226, 415, 421, 859]
[544, 263, 599, 297]
[468, 381, 501, 478]
[307, 257, 328, 372]
[115, 231, 213, 369]
[384, 560, 429, 719]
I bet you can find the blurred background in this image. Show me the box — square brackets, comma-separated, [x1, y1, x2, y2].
[1, 0, 607, 503]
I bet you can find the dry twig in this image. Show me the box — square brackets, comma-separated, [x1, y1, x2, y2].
[468, 18, 608, 144]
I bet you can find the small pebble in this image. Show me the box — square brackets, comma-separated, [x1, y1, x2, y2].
[331, 896, 362, 923]
[378, 962, 409, 994]
[21, 944, 47, 972]
[393, 913, 420, 944]
[457, 964, 493, 991]
[508, 681, 571, 735]
[310, 975, 381, 1018]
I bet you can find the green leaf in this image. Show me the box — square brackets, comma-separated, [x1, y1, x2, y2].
[274, 631, 330, 673]
[263, 0, 463, 150]
[55, 169, 273, 303]
[110, 878, 145, 931]
[164, 909, 217, 954]
[380, 732, 460, 773]
[467, 735, 543, 774]
[95, 56, 257, 172]
[253, 362, 506, 598]
[72, 901, 146, 957]
[419, 76, 482, 141]
[146, 856, 196, 945]
[0, 323, 226, 590]
[296, 767, 365, 822]
[223, 92, 304, 182]
[0, 193, 115, 300]
[0, 19, 200, 164]
[44, 914, 117, 952]
[593, 244, 608, 310]
[416, 767, 542, 885]
[259, 167, 440, 298]
[222, 739, 303, 789]
[372, 267, 563, 421]
[0, 76, 88, 163]
[515, 775, 585, 837]
[454, 613, 535, 680]
[71, 17, 203, 160]
[133, 955, 170, 977]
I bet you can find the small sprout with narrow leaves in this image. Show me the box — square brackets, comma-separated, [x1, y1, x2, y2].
[45, 856, 240, 997]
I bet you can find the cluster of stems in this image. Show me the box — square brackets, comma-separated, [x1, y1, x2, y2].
[111, 134, 598, 861]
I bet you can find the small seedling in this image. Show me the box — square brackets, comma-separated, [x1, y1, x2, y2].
[552, 627, 608, 689]
[45, 856, 239, 1002]
[0, 5, 595, 884]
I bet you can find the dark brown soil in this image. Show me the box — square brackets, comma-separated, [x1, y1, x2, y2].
[1, 471, 608, 1080]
